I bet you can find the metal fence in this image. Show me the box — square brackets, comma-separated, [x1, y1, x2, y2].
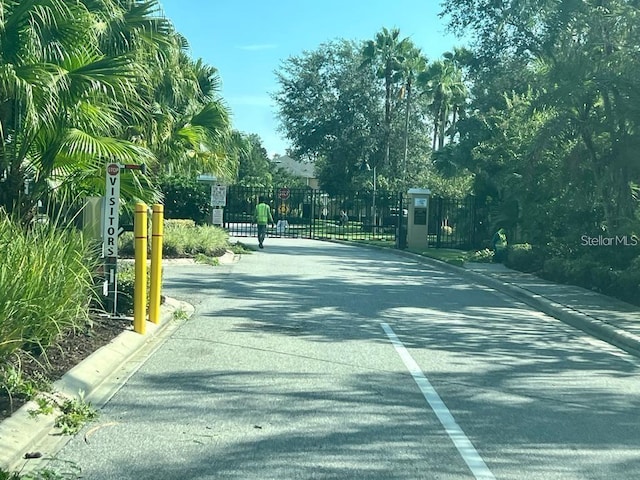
[428, 196, 482, 249]
[223, 186, 484, 249]
[224, 186, 405, 243]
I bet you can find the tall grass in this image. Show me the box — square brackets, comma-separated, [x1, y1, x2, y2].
[119, 220, 230, 258]
[0, 214, 100, 363]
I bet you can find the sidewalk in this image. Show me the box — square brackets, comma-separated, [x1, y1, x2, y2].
[406, 253, 640, 358]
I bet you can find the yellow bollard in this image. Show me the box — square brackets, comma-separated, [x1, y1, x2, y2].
[149, 204, 164, 324]
[133, 202, 148, 334]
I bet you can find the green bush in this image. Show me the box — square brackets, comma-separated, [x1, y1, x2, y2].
[116, 264, 135, 315]
[159, 175, 211, 224]
[505, 243, 545, 272]
[119, 221, 229, 258]
[541, 256, 570, 284]
[611, 266, 640, 303]
[0, 214, 100, 362]
[537, 253, 640, 306]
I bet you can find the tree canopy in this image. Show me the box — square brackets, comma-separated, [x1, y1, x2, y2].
[441, 0, 640, 244]
[0, 0, 236, 222]
[274, 36, 471, 196]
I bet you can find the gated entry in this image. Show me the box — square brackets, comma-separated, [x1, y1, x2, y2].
[224, 186, 405, 243]
[223, 186, 483, 249]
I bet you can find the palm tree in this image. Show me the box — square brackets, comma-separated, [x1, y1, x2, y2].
[0, 0, 236, 221]
[399, 46, 427, 186]
[418, 54, 467, 151]
[362, 27, 413, 173]
[138, 41, 235, 179]
[0, 0, 167, 220]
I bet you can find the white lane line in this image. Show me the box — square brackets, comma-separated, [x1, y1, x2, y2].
[381, 322, 496, 480]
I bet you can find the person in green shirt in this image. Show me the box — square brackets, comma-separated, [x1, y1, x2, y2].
[254, 196, 274, 249]
[492, 228, 507, 263]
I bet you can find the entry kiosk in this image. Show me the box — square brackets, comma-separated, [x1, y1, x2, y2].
[406, 188, 431, 249]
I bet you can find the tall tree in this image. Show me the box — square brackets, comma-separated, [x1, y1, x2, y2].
[235, 133, 273, 187]
[274, 40, 383, 194]
[362, 27, 413, 174]
[418, 56, 467, 151]
[398, 46, 428, 187]
[0, 0, 236, 221]
[0, 0, 158, 220]
[441, 0, 640, 238]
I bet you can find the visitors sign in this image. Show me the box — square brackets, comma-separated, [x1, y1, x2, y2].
[104, 163, 121, 257]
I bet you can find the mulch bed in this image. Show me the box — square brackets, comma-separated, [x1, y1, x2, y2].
[0, 316, 132, 422]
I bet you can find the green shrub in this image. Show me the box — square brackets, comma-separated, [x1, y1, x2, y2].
[541, 257, 570, 283]
[0, 215, 100, 362]
[118, 221, 229, 259]
[116, 264, 135, 315]
[537, 253, 640, 306]
[505, 243, 545, 273]
[159, 175, 211, 224]
[611, 266, 640, 304]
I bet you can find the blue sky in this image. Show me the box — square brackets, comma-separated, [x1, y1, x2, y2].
[157, 1, 465, 157]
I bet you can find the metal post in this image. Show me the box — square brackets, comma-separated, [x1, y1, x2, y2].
[372, 165, 377, 233]
[105, 257, 118, 316]
[149, 204, 164, 324]
[133, 203, 148, 334]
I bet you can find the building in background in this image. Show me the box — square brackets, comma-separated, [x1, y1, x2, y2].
[272, 154, 318, 189]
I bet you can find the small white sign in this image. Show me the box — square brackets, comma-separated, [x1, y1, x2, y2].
[211, 185, 227, 207]
[414, 198, 428, 208]
[103, 163, 121, 257]
[212, 208, 224, 225]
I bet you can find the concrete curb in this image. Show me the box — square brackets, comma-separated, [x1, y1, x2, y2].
[0, 297, 194, 473]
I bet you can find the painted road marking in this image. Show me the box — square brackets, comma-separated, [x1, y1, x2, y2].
[381, 322, 496, 480]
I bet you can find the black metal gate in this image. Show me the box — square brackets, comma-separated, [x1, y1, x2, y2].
[224, 186, 406, 244]
[224, 187, 483, 249]
[428, 196, 481, 249]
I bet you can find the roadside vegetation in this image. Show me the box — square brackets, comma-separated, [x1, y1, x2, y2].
[0, 214, 99, 393]
[0, 218, 235, 413]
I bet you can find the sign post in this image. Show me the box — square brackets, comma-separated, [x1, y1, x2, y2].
[211, 184, 226, 226]
[278, 188, 290, 200]
[198, 174, 226, 226]
[103, 163, 121, 315]
[102, 162, 146, 316]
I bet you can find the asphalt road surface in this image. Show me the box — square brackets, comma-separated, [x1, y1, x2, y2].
[47, 239, 640, 479]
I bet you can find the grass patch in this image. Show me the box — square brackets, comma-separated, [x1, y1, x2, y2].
[194, 253, 220, 266]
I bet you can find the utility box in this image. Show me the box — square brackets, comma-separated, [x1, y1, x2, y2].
[406, 188, 431, 249]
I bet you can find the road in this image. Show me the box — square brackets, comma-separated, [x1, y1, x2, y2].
[47, 239, 640, 479]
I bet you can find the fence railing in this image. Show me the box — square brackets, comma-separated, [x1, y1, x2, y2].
[224, 187, 484, 249]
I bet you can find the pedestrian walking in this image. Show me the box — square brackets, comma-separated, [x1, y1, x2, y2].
[255, 196, 274, 249]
